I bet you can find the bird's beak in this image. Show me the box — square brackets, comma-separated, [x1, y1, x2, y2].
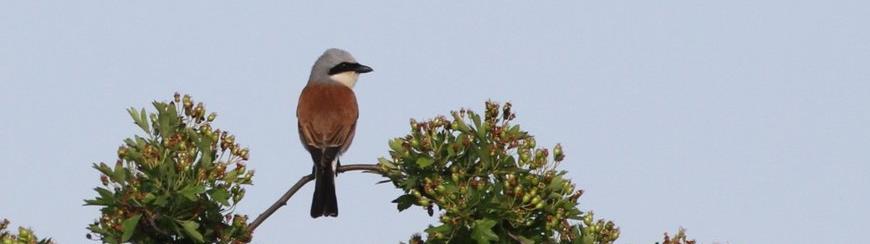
[355, 64, 373, 74]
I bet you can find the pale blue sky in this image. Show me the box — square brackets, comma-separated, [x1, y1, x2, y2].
[1, 1, 868, 243]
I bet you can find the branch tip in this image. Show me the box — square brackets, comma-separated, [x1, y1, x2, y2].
[248, 163, 384, 231]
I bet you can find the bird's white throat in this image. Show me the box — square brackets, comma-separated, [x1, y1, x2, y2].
[330, 71, 359, 88]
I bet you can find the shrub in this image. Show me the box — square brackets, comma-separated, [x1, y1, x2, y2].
[379, 101, 619, 243]
[84, 94, 253, 243]
[0, 218, 54, 244]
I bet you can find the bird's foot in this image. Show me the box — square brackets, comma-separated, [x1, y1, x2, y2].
[335, 158, 342, 177]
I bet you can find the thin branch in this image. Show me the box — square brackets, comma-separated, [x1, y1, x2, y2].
[248, 164, 384, 231]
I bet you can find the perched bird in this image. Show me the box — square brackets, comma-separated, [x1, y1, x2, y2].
[297, 48, 373, 218]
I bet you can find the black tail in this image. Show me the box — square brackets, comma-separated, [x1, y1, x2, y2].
[310, 147, 341, 218]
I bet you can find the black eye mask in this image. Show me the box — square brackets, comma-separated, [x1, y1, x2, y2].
[328, 62, 373, 75]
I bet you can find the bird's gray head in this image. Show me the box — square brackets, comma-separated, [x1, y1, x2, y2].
[309, 48, 373, 88]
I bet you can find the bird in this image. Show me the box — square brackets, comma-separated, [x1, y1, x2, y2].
[297, 48, 373, 218]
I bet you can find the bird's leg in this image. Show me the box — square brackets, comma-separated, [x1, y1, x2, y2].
[335, 157, 342, 177]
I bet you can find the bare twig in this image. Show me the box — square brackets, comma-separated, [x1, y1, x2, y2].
[248, 164, 383, 231]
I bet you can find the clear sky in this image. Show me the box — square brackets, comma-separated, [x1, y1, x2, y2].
[1, 1, 868, 243]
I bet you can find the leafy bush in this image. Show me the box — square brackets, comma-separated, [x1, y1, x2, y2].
[0, 218, 53, 244]
[379, 101, 619, 243]
[84, 94, 253, 243]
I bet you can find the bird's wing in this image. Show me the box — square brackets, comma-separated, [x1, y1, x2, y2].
[297, 83, 359, 152]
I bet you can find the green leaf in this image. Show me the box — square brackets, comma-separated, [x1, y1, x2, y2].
[113, 162, 126, 182]
[479, 144, 492, 166]
[377, 157, 391, 165]
[470, 112, 482, 130]
[389, 138, 404, 153]
[179, 220, 204, 243]
[83, 198, 110, 206]
[209, 188, 230, 206]
[377, 157, 395, 169]
[478, 121, 489, 139]
[134, 135, 147, 147]
[548, 175, 565, 192]
[127, 107, 138, 120]
[127, 107, 140, 126]
[179, 185, 205, 201]
[223, 169, 239, 183]
[195, 134, 214, 166]
[94, 187, 114, 201]
[142, 193, 156, 204]
[571, 225, 584, 244]
[155, 101, 178, 138]
[94, 163, 114, 177]
[128, 107, 150, 133]
[416, 157, 433, 168]
[152, 101, 165, 114]
[120, 214, 142, 242]
[124, 138, 137, 148]
[425, 224, 452, 237]
[139, 108, 149, 132]
[471, 218, 499, 244]
[451, 112, 471, 132]
[153, 195, 169, 207]
[509, 124, 521, 135]
[392, 194, 415, 211]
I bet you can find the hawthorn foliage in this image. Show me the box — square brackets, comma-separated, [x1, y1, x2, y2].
[0, 219, 54, 244]
[84, 94, 253, 243]
[379, 101, 619, 243]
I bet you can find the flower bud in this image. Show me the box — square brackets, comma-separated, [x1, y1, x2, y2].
[410, 138, 420, 149]
[436, 184, 446, 193]
[531, 196, 542, 205]
[519, 150, 531, 163]
[233, 191, 243, 203]
[117, 146, 127, 158]
[19, 227, 32, 239]
[182, 94, 192, 106]
[553, 143, 565, 162]
[417, 198, 430, 206]
[194, 102, 205, 118]
[240, 148, 250, 160]
[583, 213, 593, 226]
